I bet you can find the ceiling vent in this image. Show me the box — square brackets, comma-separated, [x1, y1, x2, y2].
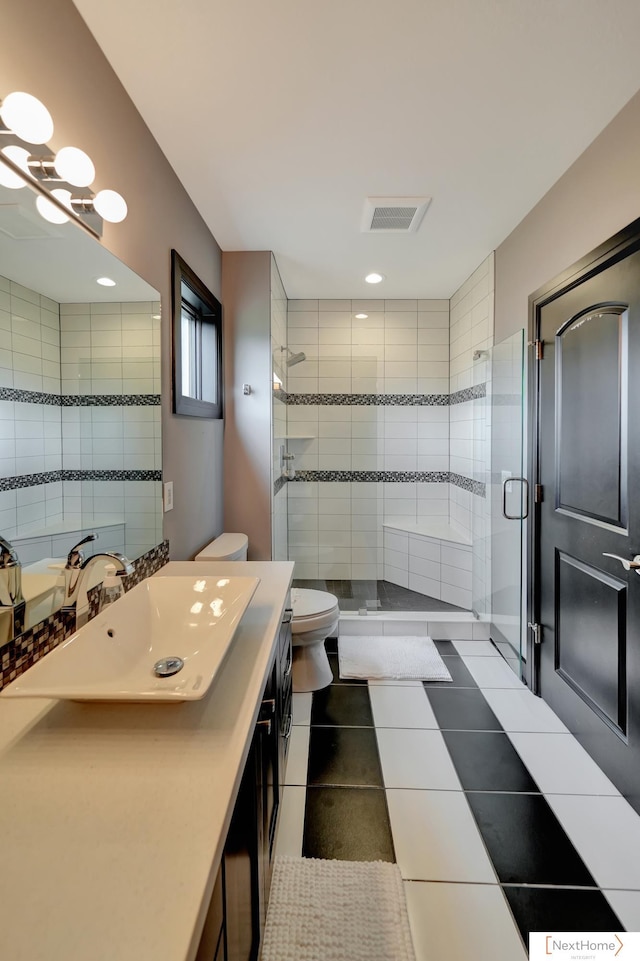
[361, 196, 431, 233]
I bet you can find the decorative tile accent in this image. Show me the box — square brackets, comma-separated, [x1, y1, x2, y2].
[62, 470, 162, 482]
[60, 394, 161, 407]
[0, 387, 59, 406]
[0, 469, 162, 492]
[274, 475, 287, 496]
[287, 393, 450, 406]
[450, 473, 486, 497]
[292, 470, 450, 484]
[450, 384, 486, 405]
[288, 470, 486, 497]
[0, 471, 62, 491]
[0, 387, 160, 407]
[0, 541, 170, 692]
[285, 387, 486, 407]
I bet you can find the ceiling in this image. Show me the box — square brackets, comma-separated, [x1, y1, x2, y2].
[72, 0, 640, 300]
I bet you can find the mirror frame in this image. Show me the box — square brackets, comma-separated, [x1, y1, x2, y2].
[171, 249, 223, 418]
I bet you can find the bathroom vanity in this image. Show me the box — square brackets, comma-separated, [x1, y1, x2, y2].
[0, 559, 294, 961]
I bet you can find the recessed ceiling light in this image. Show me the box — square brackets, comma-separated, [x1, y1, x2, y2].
[355, 313, 368, 319]
[365, 272, 384, 284]
[96, 277, 116, 287]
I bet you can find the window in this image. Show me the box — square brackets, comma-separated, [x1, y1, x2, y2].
[171, 250, 223, 418]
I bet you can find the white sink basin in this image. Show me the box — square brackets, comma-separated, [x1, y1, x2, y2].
[0, 575, 260, 703]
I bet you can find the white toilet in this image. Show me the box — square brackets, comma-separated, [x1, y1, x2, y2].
[194, 534, 339, 692]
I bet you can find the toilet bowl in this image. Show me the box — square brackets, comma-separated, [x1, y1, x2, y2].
[290, 588, 339, 693]
[194, 534, 339, 693]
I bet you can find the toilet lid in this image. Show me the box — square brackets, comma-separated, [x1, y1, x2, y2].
[291, 588, 338, 618]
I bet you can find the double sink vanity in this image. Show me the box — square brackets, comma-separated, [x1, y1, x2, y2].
[0, 558, 294, 961]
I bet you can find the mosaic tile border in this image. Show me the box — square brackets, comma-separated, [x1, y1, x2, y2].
[0, 541, 170, 692]
[450, 383, 486, 404]
[285, 386, 486, 406]
[289, 469, 485, 496]
[286, 392, 449, 406]
[0, 469, 162, 492]
[0, 387, 161, 407]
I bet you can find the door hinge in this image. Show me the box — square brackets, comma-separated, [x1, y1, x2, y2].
[534, 483, 543, 503]
[528, 622, 542, 645]
[534, 339, 544, 360]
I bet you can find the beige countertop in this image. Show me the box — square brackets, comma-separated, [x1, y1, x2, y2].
[0, 559, 294, 961]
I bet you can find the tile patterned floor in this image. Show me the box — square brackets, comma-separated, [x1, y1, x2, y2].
[274, 636, 640, 960]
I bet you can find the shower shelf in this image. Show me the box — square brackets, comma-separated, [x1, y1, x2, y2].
[275, 434, 315, 440]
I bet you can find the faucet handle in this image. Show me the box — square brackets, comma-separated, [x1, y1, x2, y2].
[0, 534, 19, 568]
[66, 533, 98, 570]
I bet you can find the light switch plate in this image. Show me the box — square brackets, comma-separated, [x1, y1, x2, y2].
[163, 481, 174, 512]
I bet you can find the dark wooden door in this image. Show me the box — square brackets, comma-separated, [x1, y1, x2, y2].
[535, 239, 640, 812]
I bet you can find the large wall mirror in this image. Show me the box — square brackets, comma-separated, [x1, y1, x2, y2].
[0, 173, 162, 638]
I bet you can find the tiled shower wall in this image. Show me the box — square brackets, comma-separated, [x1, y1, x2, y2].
[271, 255, 288, 561]
[285, 299, 451, 580]
[449, 254, 494, 614]
[0, 275, 162, 561]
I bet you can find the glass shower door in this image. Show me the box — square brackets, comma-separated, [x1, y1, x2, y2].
[489, 330, 526, 677]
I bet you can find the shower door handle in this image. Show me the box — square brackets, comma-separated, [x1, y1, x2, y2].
[502, 477, 529, 520]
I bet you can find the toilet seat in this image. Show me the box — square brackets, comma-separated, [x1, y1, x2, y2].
[290, 588, 339, 634]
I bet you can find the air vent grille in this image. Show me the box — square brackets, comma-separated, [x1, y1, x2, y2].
[370, 206, 418, 230]
[361, 196, 431, 233]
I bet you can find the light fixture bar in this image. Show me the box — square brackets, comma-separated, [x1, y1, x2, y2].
[0, 148, 101, 239]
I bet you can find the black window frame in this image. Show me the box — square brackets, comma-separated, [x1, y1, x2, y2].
[171, 249, 223, 418]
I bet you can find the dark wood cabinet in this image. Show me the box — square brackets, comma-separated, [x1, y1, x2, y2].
[195, 606, 293, 961]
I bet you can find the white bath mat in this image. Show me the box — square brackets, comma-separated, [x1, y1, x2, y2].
[261, 856, 416, 961]
[338, 634, 452, 681]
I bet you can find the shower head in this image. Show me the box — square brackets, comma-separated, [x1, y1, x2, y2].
[278, 346, 307, 368]
[286, 350, 306, 367]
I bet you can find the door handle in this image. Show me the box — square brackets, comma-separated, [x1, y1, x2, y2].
[502, 477, 529, 520]
[602, 553, 640, 572]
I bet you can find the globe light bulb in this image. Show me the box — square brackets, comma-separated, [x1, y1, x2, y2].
[0, 92, 54, 145]
[54, 146, 95, 187]
[35, 188, 72, 225]
[93, 189, 127, 223]
[0, 145, 31, 189]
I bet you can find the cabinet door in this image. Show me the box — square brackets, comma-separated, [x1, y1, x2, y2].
[224, 735, 260, 961]
[257, 659, 280, 923]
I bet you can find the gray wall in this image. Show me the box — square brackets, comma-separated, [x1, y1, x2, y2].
[495, 89, 640, 341]
[222, 252, 273, 560]
[2, 0, 224, 560]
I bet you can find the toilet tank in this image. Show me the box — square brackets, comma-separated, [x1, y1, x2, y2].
[194, 533, 249, 562]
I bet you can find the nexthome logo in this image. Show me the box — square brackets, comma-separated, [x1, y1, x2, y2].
[529, 932, 634, 961]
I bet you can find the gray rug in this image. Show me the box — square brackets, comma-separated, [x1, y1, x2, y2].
[261, 856, 416, 961]
[338, 634, 452, 681]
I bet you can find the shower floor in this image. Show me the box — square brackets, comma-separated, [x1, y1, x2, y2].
[291, 579, 466, 613]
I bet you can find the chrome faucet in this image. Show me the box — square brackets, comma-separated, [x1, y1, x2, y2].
[62, 533, 134, 628]
[0, 534, 25, 641]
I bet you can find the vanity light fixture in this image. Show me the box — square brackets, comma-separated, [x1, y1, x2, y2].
[0, 92, 53, 144]
[355, 313, 368, 319]
[365, 272, 384, 284]
[96, 277, 116, 287]
[36, 189, 73, 224]
[0, 145, 31, 189]
[0, 89, 127, 237]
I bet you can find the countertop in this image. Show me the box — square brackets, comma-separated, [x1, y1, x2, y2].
[0, 559, 294, 961]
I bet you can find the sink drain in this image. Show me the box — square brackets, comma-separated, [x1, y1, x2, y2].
[153, 656, 184, 677]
